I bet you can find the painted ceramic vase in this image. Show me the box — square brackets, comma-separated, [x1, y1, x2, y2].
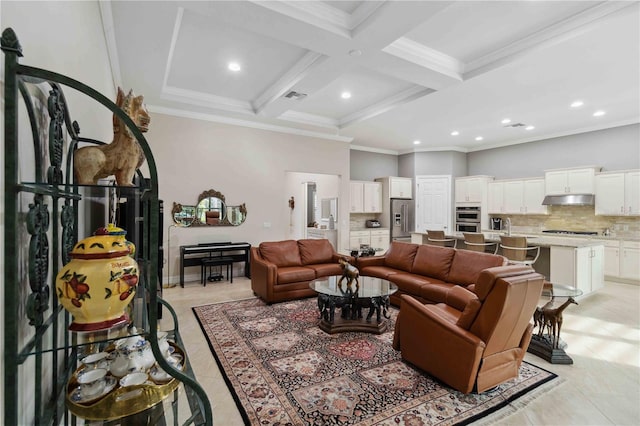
[56, 224, 138, 332]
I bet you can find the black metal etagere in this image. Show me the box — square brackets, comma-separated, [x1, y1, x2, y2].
[2, 28, 212, 425]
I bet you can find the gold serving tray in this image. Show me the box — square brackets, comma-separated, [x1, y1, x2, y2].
[66, 343, 184, 421]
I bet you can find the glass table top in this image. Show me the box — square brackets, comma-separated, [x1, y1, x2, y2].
[310, 276, 397, 298]
[543, 283, 584, 298]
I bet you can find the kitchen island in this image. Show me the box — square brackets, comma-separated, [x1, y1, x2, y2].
[411, 231, 605, 296]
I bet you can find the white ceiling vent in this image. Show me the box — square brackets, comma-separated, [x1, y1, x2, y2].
[504, 122, 526, 128]
[284, 91, 307, 100]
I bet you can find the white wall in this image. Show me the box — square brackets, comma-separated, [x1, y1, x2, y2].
[147, 112, 350, 284]
[1, 1, 115, 423]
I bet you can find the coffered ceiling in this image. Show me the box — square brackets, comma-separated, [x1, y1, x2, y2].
[104, 1, 640, 154]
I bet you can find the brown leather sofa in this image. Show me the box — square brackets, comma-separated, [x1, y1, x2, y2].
[392, 265, 544, 393]
[356, 241, 508, 306]
[251, 239, 353, 303]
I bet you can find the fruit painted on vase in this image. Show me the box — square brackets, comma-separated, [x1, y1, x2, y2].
[56, 225, 139, 332]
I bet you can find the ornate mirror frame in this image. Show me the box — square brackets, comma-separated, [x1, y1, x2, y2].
[171, 189, 247, 227]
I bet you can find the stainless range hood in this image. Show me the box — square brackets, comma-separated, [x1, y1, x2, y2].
[542, 194, 595, 206]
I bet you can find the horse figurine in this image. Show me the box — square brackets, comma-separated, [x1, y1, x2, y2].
[337, 257, 359, 294]
[74, 87, 150, 186]
[541, 297, 578, 349]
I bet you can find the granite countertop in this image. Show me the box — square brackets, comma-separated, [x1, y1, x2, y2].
[411, 231, 636, 248]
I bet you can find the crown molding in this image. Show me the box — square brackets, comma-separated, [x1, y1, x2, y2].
[383, 37, 464, 80]
[278, 111, 339, 130]
[162, 7, 184, 90]
[464, 1, 636, 78]
[148, 104, 353, 143]
[349, 144, 399, 155]
[98, 0, 122, 91]
[339, 86, 434, 129]
[253, 51, 326, 115]
[161, 85, 254, 115]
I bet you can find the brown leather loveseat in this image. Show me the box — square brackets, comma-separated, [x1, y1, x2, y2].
[356, 241, 508, 306]
[251, 239, 353, 303]
[393, 265, 544, 393]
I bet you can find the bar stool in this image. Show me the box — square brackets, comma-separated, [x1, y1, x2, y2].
[463, 232, 498, 254]
[201, 256, 234, 285]
[426, 230, 457, 248]
[499, 235, 540, 266]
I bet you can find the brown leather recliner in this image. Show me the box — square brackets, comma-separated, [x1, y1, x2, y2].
[392, 265, 544, 394]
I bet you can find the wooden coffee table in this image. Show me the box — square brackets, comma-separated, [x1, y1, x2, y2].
[309, 276, 397, 334]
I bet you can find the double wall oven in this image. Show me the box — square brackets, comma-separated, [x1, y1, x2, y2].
[455, 206, 481, 233]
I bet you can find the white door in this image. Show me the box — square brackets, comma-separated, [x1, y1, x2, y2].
[416, 175, 451, 233]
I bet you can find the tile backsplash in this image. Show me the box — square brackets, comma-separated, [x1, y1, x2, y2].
[493, 205, 640, 239]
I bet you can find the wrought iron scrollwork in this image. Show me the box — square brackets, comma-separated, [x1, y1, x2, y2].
[47, 86, 64, 185]
[61, 201, 75, 265]
[26, 194, 50, 326]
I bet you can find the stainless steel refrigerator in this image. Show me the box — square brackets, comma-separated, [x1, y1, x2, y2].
[390, 198, 415, 242]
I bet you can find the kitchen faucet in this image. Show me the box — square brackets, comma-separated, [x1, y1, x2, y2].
[505, 217, 512, 236]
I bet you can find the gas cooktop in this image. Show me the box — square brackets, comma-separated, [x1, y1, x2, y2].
[542, 230, 598, 236]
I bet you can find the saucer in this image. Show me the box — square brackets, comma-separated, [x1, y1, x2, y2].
[119, 372, 148, 387]
[70, 376, 117, 405]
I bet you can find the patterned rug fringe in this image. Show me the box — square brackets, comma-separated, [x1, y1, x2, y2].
[471, 377, 567, 425]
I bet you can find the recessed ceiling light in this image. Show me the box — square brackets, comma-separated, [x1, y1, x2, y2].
[475, 136, 483, 141]
[228, 62, 241, 72]
[413, 140, 421, 145]
[593, 110, 606, 117]
[501, 118, 511, 124]
[341, 91, 352, 99]
[570, 100, 584, 108]
[450, 131, 459, 136]
[525, 125, 535, 130]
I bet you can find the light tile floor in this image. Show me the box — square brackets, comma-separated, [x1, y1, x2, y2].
[162, 279, 640, 425]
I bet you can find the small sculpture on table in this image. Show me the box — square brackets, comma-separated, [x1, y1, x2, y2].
[338, 257, 359, 294]
[536, 297, 578, 349]
[74, 87, 150, 186]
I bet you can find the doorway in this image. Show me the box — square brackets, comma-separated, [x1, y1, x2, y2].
[415, 175, 452, 233]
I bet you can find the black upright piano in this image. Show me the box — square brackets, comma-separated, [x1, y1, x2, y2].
[179, 242, 251, 286]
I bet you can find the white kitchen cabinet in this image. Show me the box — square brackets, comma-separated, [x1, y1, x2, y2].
[545, 167, 600, 195]
[350, 181, 382, 213]
[349, 230, 371, 250]
[488, 179, 547, 215]
[307, 228, 338, 249]
[363, 182, 382, 212]
[487, 181, 504, 213]
[523, 179, 548, 214]
[350, 181, 364, 212]
[370, 229, 390, 252]
[389, 177, 413, 199]
[550, 245, 604, 295]
[595, 171, 640, 216]
[602, 240, 620, 278]
[620, 241, 640, 280]
[455, 176, 492, 203]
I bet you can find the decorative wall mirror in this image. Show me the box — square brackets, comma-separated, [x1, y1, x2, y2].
[172, 189, 247, 227]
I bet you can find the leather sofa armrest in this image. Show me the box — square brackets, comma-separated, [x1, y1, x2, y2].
[250, 247, 278, 302]
[356, 255, 386, 269]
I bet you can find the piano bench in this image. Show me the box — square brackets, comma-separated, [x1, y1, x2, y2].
[201, 257, 234, 286]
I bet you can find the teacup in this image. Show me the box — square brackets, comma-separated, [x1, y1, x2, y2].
[119, 371, 148, 387]
[81, 352, 109, 370]
[77, 368, 108, 398]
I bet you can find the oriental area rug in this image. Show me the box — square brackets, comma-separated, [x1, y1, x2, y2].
[193, 297, 559, 425]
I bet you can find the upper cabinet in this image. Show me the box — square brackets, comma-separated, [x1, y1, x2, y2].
[350, 181, 382, 213]
[390, 177, 412, 199]
[595, 170, 640, 216]
[488, 179, 548, 215]
[544, 166, 600, 195]
[455, 176, 493, 204]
